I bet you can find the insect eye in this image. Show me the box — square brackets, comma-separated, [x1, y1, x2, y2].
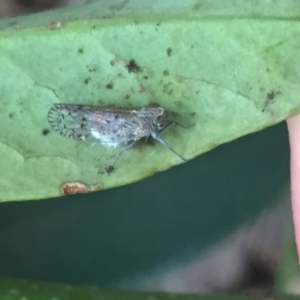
[155, 116, 164, 123]
[154, 115, 166, 131]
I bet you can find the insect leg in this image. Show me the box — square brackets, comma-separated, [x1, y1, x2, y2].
[172, 121, 191, 129]
[106, 140, 138, 173]
[151, 132, 187, 162]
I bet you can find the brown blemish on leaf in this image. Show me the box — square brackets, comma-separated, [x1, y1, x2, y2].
[42, 128, 50, 136]
[61, 182, 89, 195]
[167, 47, 172, 57]
[60, 182, 102, 195]
[90, 184, 103, 191]
[126, 59, 141, 73]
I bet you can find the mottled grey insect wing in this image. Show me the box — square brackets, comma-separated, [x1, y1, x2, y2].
[48, 104, 92, 140]
[47, 104, 151, 144]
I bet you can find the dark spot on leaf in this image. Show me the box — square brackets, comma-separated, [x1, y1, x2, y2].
[105, 165, 115, 174]
[156, 23, 160, 26]
[190, 112, 196, 116]
[126, 59, 141, 73]
[92, 25, 96, 29]
[163, 70, 170, 76]
[84, 77, 91, 85]
[125, 94, 130, 100]
[78, 48, 84, 53]
[42, 128, 50, 136]
[143, 76, 148, 80]
[167, 47, 172, 57]
[9, 113, 13, 118]
[86, 65, 96, 72]
[106, 83, 113, 89]
[262, 90, 280, 112]
[267, 91, 276, 101]
[162, 82, 173, 95]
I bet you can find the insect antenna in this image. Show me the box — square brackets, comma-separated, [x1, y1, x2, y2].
[151, 132, 187, 162]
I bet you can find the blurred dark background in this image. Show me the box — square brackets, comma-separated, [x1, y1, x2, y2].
[0, 1, 293, 295]
[0, 121, 290, 293]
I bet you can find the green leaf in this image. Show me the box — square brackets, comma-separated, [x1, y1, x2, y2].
[0, 0, 300, 201]
[0, 278, 299, 300]
[0, 278, 273, 300]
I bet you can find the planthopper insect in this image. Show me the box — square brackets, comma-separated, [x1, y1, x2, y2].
[47, 104, 188, 172]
